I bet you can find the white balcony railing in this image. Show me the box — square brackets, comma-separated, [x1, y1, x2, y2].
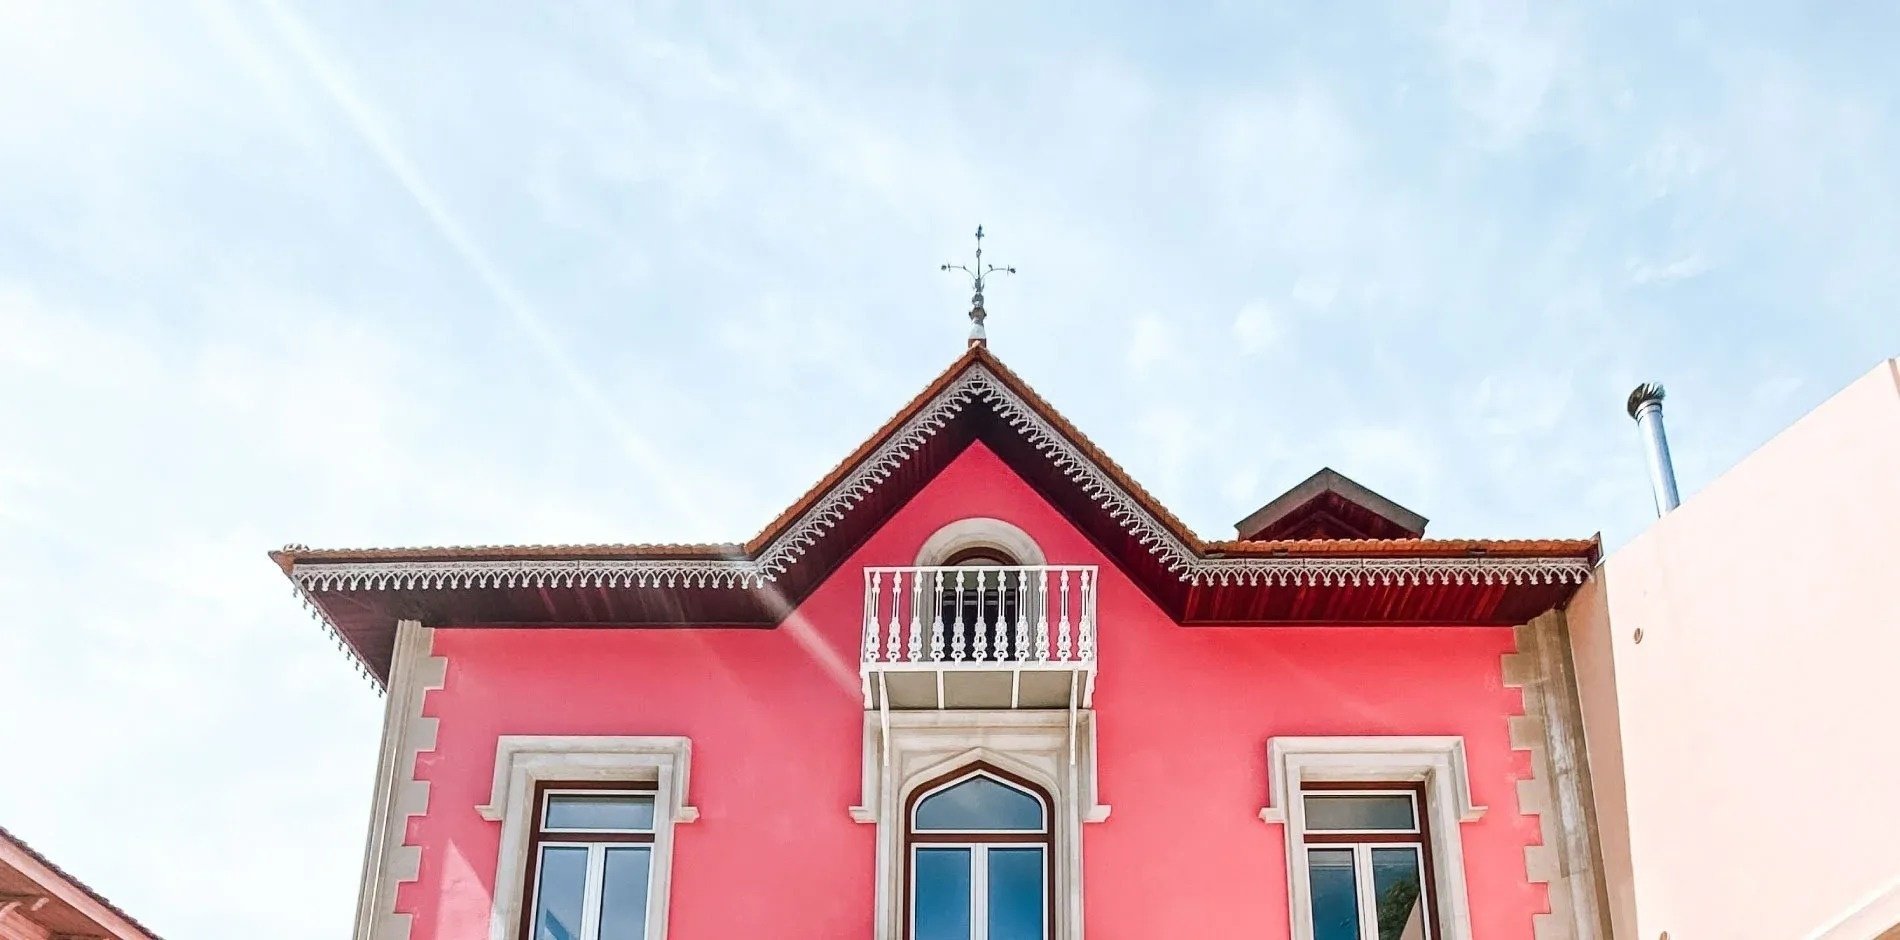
[860, 565, 1096, 710]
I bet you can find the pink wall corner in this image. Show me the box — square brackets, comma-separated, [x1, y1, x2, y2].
[395, 440, 1556, 938]
[1571, 358, 1900, 940]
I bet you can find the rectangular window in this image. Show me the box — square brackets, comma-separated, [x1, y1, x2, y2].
[524, 784, 658, 940]
[1300, 784, 1435, 940]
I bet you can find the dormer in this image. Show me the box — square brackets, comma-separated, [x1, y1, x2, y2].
[1234, 467, 1427, 542]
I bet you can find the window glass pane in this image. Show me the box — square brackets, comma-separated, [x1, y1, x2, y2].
[1303, 793, 1416, 831]
[987, 847, 1046, 940]
[530, 846, 589, 940]
[1308, 848, 1361, 940]
[913, 847, 973, 940]
[597, 846, 652, 940]
[1372, 847, 1428, 940]
[915, 775, 1044, 831]
[545, 793, 655, 831]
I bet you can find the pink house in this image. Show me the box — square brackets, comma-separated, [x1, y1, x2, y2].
[279, 344, 1613, 940]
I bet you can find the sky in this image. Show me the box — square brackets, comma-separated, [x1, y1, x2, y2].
[0, 1, 1895, 937]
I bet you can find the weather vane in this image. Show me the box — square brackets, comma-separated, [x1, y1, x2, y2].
[940, 225, 1015, 346]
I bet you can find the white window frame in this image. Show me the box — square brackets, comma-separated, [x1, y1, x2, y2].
[524, 788, 658, 940]
[907, 769, 1053, 940]
[1260, 736, 1485, 940]
[853, 710, 1107, 940]
[909, 843, 1051, 940]
[1299, 788, 1434, 940]
[478, 736, 696, 940]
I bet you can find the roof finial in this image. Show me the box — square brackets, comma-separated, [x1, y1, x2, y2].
[940, 224, 1015, 347]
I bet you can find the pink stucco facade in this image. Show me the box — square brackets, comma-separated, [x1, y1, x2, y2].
[393, 442, 1550, 938]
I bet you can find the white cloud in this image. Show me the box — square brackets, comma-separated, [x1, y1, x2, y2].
[1231, 301, 1281, 356]
[1627, 254, 1713, 287]
[1125, 313, 1183, 375]
[1429, 0, 1581, 147]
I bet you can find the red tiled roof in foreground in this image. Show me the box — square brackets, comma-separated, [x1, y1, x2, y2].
[0, 825, 163, 940]
[274, 344, 1599, 685]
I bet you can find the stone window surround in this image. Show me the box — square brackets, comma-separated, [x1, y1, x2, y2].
[853, 709, 1107, 940]
[1260, 736, 1485, 940]
[477, 736, 697, 940]
[912, 517, 1048, 567]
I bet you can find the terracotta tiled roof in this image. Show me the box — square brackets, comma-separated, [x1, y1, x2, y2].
[275, 344, 1600, 683]
[272, 541, 740, 571]
[281, 346, 1585, 572]
[1206, 537, 1600, 558]
[742, 345, 991, 553]
[0, 825, 163, 940]
[971, 347, 1208, 547]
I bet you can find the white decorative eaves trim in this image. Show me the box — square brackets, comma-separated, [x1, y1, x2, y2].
[287, 364, 1593, 603]
[287, 573, 382, 689]
[1188, 555, 1592, 587]
[294, 558, 762, 593]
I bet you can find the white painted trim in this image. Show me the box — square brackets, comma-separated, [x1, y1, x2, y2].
[913, 517, 1048, 567]
[1502, 611, 1611, 939]
[1261, 736, 1483, 940]
[853, 710, 1105, 940]
[481, 736, 696, 940]
[352, 620, 446, 940]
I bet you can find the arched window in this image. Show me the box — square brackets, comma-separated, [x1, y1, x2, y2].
[936, 548, 1026, 660]
[906, 765, 1052, 940]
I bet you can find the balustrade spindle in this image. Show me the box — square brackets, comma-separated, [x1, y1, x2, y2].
[1035, 569, 1051, 661]
[887, 570, 904, 662]
[1057, 569, 1073, 662]
[929, 571, 946, 662]
[1014, 569, 1031, 660]
[951, 569, 967, 662]
[865, 570, 883, 662]
[973, 570, 989, 662]
[907, 569, 924, 661]
[991, 569, 1005, 661]
[1078, 569, 1095, 660]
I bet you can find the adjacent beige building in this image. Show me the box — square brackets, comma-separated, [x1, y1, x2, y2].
[1568, 358, 1900, 940]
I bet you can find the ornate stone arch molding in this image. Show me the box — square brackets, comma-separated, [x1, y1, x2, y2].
[913, 517, 1047, 567]
[853, 710, 1106, 940]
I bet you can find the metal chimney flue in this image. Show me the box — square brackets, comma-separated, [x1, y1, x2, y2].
[1626, 382, 1681, 516]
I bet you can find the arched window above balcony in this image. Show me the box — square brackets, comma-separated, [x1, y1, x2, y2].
[914, 518, 1046, 568]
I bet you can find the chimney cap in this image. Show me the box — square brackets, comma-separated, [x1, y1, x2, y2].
[1626, 382, 1666, 419]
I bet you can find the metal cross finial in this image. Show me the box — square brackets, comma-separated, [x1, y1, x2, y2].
[940, 225, 1016, 346]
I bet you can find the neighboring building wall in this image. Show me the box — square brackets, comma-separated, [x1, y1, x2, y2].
[0, 827, 162, 940]
[1569, 359, 1900, 940]
[391, 442, 1554, 938]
